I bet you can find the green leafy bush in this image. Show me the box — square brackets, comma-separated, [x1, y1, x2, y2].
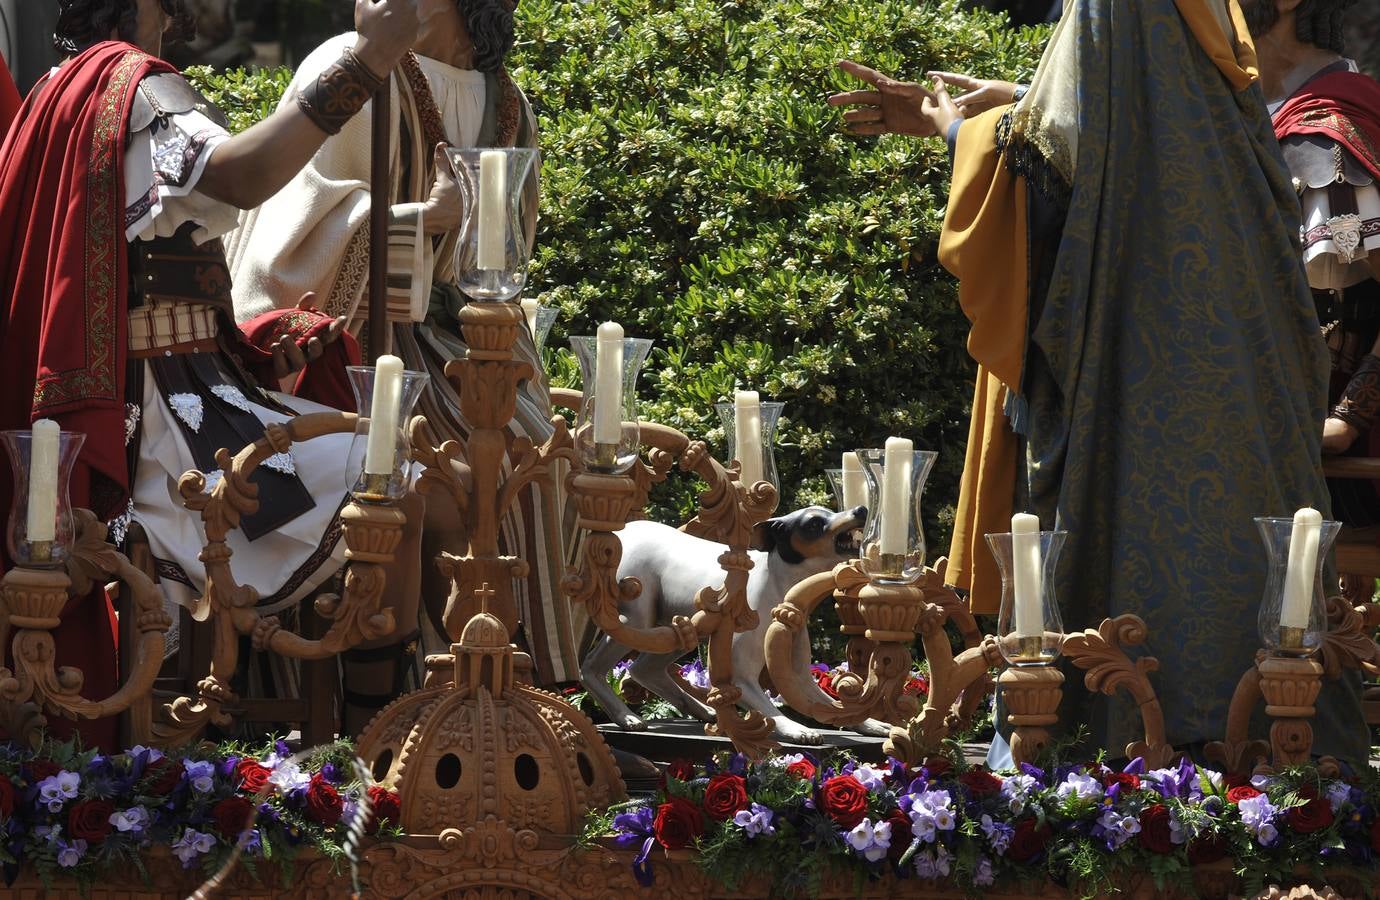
[191, 1, 1049, 546]
[184, 64, 293, 135]
[515, 0, 1047, 538]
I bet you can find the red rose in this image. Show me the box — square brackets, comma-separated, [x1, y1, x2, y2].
[0, 775, 15, 818]
[1226, 785, 1261, 804]
[958, 769, 1003, 798]
[923, 758, 952, 778]
[366, 785, 402, 834]
[653, 796, 704, 850]
[1187, 834, 1228, 865]
[785, 758, 816, 781]
[67, 799, 115, 844]
[211, 796, 255, 840]
[816, 671, 840, 699]
[886, 808, 914, 863]
[1286, 787, 1334, 834]
[303, 773, 343, 826]
[27, 760, 61, 783]
[820, 775, 869, 829]
[1008, 817, 1052, 863]
[664, 759, 696, 783]
[702, 774, 749, 821]
[235, 759, 272, 794]
[143, 758, 182, 796]
[1102, 772, 1141, 792]
[904, 676, 929, 696]
[1138, 804, 1174, 854]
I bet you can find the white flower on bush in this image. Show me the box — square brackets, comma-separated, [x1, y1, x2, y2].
[845, 818, 892, 862]
[1055, 771, 1101, 802]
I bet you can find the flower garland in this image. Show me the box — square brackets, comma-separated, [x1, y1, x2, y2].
[586, 750, 1380, 897]
[0, 739, 400, 889]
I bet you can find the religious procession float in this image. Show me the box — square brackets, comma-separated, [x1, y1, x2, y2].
[1, 0, 1379, 897]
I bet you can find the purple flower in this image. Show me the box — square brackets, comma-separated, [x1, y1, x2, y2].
[1238, 793, 1280, 846]
[183, 760, 215, 794]
[732, 803, 775, 838]
[240, 828, 262, 856]
[850, 763, 887, 791]
[612, 806, 656, 888]
[319, 762, 341, 785]
[171, 828, 215, 867]
[1055, 771, 1101, 802]
[55, 838, 87, 868]
[1327, 781, 1353, 815]
[974, 856, 995, 887]
[1018, 762, 1047, 785]
[37, 772, 80, 813]
[844, 818, 892, 862]
[216, 756, 240, 780]
[901, 788, 955, 844]
[680, 659, 711, 691]
[979, 814, 1013, 855]
[127, 745, 164, 764]
[1095, 808, 1141, 849]
[109, 806, 150, 833]
[1000, 773, 1038, 814]
[913, 843, 953, 880]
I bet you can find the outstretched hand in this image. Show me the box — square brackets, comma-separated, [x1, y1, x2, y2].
[926, 72, 1020, 117]
[271, 293, 350, 384]
[828, 61, 961, 139]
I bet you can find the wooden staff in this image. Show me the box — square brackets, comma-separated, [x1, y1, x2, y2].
[368, 72, 391, 363]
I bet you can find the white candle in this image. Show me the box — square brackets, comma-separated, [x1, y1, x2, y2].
[1281, 507, 1323, 630]
[593, 322, 624, 445]
[521, 298, 540, 336]
[841, 451, 865, 511]
[364, 355, 404, 477]
[1011, 512, 1043, 638]
[26, 419, 59, 543]
[879, 437, 913, 556]
[734, 390, 763, 485]
[477, 149, 506, 270]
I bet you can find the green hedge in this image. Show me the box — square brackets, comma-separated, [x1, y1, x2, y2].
[192, 1, 1049, 548]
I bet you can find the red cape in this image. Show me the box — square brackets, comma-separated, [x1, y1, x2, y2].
[0, 42, 174, 520]
[240, 308, 363, 413]
[0, 53, 19, 140]
[0, 42, 174, 751]
[1273, 69, 1380, 181]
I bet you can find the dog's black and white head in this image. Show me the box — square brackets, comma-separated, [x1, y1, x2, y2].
[751, 505, 868, 565]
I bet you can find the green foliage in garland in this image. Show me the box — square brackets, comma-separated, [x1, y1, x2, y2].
[511, 0, 1049, 531]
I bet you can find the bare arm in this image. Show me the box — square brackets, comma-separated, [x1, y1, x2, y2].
[195, 0, 418, 210]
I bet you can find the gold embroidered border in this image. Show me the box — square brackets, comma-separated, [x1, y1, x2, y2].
[34, 50, 149, 412]
[1296, 109, 1380, 177]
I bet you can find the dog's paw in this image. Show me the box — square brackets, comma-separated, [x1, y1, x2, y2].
[774, 719, 822, 745]
[851, 718, 892, 738]
[619, 713, 648, 732]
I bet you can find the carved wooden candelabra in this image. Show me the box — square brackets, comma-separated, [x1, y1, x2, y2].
[561, 418, 782, 759]
[0, 509, 170, 747]
[155, 412, 404, 745]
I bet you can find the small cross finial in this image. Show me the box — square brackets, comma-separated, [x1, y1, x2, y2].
[475, 583, 494, 614]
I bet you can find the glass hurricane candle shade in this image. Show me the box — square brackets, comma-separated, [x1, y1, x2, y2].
[446, 147, 541, 302]
[987, 529, 1067, 666]
[826, 466, 872, 554]
[858, 448, 937, 583]
[345, 366, 430, 501]
[569, 335, 654, 474]
[532, 304, 560, 355]
[1255, 516, 1341, 655]
[713, 400, 784, 493]
[2, 428, 85, 567]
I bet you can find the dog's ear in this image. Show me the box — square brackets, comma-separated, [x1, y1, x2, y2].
[751, 517, 783, 552]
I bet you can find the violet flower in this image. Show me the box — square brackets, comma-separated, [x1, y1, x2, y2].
[55, 838, 87, 868]
[171, 827, 215, 868]
[1094, 808, 1141, 850]
[1238, 794, 1281, 846]
[37, 772, 80, 813]
[109, 806, 150, 833]
[733, 803, 775, 838]
[183, 760, 215, 794]
[845, 818, 892, 862]
[913, 843, 953, 880]
[974, 856, 995, 887]
[612, 806, 657, 887]
[979, 814, 1013, 855]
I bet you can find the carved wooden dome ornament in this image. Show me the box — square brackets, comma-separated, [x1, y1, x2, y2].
[356, 583, 625, 842]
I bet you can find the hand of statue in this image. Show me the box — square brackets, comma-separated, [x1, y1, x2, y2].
[423, 143, 464, 236]
[926, 72, 1020, 116]
[353, 0, 420, 76]
[271, 293, 350, 386]
[1323, 416, 1361, 454]
[829, 60, 938, 137]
